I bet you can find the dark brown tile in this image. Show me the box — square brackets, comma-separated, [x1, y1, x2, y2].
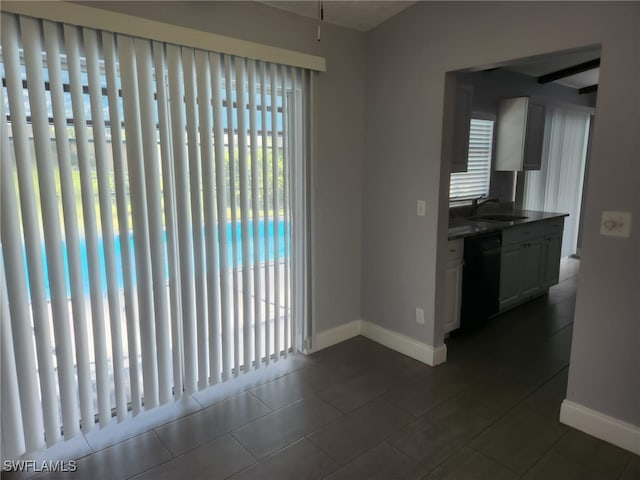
[192, 363, 287, 408]
[521, 428, 631, 480]
[308, 398, 413, 465]
[620, 455, 640, 480]
[229, 438, 338, 480]
[132, 434, 254, 480]
[438, 374, 535, 422]
[310, 336, 401, 378]
[33, 432, 172, 480]
[519, 368, 568, 418]
[470, 406, 567, 474]
[316, 368, 398, 413]
[383, 363, 479, 417]
[387, 400, 492, 469]
[271, 353, 317, 375]
[231, 396, 341, 459]
[325, 441, 421, 480]
[249, 362, 340, 410]
[424, 446, 517, 480]
[154, 392, 271, 456]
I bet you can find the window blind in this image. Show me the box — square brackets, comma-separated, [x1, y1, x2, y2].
[449, 118, 494, 199]
[0, 12, 310, 458]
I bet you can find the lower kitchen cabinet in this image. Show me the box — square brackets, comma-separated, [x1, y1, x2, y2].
[444, 239, 464, 333]
[499, 218, 564, 312]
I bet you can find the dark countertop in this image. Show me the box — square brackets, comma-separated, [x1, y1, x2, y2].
[448, 209, 569, 240]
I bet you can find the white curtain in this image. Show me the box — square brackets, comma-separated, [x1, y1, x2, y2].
[523, 107, 590, 257]
[1, 12, 310, 458]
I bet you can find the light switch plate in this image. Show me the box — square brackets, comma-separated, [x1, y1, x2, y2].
[417, 200, 426, 217]
[600, 211, 632, 238]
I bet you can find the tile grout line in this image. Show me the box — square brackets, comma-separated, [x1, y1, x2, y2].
[515, 429, 570, 479]
[124, 429, 176, 480]
[464, 444, 521, 478]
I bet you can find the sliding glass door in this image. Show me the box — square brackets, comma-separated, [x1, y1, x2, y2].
[1, 12, 310, 458]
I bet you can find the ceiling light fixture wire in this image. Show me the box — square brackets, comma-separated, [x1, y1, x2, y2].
[317, 0, 324, 42]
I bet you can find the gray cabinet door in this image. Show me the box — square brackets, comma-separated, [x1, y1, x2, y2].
[495, 97, 529, 171]
[444, 259, 463, 333]
[521, 239, 544, 298]
[542, 234, 563, 288]
[499, 243, 521, 311]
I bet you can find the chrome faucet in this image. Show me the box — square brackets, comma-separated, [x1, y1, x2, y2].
[471, 195, 499, 216]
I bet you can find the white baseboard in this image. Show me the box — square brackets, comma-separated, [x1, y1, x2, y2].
[311, 319, 447, 367]
[361, 320, 447, 366]
[311, 320, 362, 352]
[560, 400, 640, 455]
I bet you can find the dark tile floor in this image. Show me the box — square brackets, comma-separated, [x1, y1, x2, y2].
[15, 258, 640, 479]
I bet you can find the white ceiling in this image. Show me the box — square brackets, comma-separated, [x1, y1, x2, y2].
[263, 1, 416, 32]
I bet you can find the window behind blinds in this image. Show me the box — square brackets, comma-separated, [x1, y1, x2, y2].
[449, 118, 494, 199]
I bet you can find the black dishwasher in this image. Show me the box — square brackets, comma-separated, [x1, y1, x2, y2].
[461, 232, 502, 329]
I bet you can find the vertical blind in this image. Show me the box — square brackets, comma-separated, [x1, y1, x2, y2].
[0, 12, 310, 458]
[523, 108, 590, 257]
[449, 118, 494, 199]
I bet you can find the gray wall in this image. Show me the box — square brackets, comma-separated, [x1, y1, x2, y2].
[81, 1, 366, 335]
[363, 1, 639, 426]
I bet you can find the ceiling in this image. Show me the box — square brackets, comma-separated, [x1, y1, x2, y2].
[503, 47, 601, 90]
[263, 1, 416, 32]
[261, 1, 599, 91]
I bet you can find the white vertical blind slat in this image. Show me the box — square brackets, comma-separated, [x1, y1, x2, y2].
[65, 23, 112, 427]
[153, 40, 184, 399]
[21, 16, 79, 439]
[102, 31, 143, 415]
[211, 53, 233, 381]
[236, 57, 253, 373]
[116, 33, 160, 410]
[1, 252, 26, 459]
[283, 67, 294, 356]
[259, 62, 271, 366]
[271, 63, 281, 361]
[183, 47, 209, 388]
[0, 82, 44, 454]
[167, 44, 197, 393]
[133, 37, 172, 404]
[3, 14, 61, 446]
[196, 49, 223, 385]
[248, 60, 263, 368]
[43, 20, 95, 433]
[84, 27, 128, 421]
[224, 55, 241, 377]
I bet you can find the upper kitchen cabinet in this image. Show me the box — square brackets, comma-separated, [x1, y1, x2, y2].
[495, 97, 545, 171]
[450, 84, 473, 173]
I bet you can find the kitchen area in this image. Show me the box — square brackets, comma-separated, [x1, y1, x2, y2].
[443, 49, 597, 336]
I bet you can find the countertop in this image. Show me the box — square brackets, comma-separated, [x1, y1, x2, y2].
[448, 209, 569, 240]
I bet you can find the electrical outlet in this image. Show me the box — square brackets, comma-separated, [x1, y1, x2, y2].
[415, 307, 425, 325]
[417, 200, 426, 217]
[600, 211, 632, 238]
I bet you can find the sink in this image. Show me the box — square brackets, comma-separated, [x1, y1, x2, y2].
[470, 214, 528, 222]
